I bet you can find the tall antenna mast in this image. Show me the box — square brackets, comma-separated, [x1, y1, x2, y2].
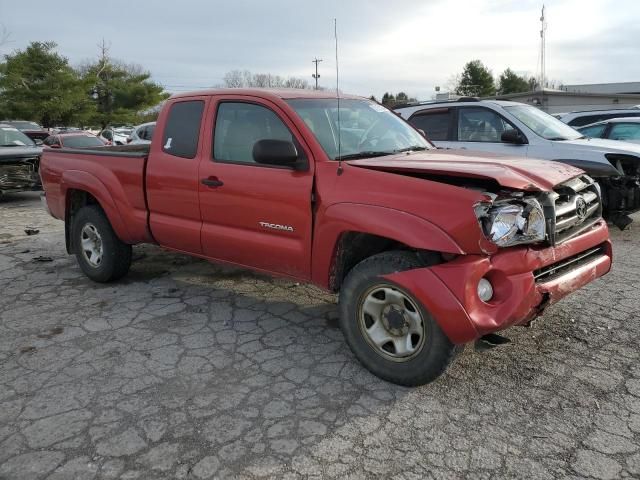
[539, 5, 546, 90]
[335, 18, 343, 175]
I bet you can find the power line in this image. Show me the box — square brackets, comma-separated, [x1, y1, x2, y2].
[312, 58, 322, 90]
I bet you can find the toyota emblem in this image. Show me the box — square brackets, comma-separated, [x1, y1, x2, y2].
[575, 196, 588, 221]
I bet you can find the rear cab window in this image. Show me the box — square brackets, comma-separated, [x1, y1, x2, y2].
[162, 100, 205, 158]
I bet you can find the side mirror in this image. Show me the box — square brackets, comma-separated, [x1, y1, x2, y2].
[253, 139, 303, 169]
[501, 129, 527, 145]
[417, 128, 427, 138]
[50, 144, 61, 149]
[34, 139, 44, 146]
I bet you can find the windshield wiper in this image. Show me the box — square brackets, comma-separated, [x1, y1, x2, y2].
[0, 144, 25, 147]
[395, 146, 428, 153]
[335, 151, 393, 161]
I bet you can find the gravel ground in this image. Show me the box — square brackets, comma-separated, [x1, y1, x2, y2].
[0, 192, 639, 480]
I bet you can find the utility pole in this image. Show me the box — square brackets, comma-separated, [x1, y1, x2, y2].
[312, 58, 322, 90]
[539, 5, 546, 90]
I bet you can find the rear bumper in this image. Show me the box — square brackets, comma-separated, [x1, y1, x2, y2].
[384, 220, 612, 344]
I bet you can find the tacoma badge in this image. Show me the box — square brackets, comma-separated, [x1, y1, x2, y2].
[259, 222, 294, 232]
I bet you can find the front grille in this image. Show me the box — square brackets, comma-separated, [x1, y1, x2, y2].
[551, 175, 602, 244]
[0, 163, 40, 190]
[534, 245, 605, 283]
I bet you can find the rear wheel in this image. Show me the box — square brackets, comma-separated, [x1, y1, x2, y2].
[72, 205, 132, 282]
[339, 251, 456, 386]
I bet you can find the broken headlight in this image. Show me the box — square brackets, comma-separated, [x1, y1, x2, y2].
[475, 197, 546, 247]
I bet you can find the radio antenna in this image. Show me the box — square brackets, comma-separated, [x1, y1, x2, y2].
[335, 18, 343, 176]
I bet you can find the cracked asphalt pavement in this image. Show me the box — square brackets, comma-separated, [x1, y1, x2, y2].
[1, 192, 639, 479]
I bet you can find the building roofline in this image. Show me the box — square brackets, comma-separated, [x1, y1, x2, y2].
[488, 89, 640, 100]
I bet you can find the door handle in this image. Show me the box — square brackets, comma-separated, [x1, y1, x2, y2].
[201, 177, 224, 188]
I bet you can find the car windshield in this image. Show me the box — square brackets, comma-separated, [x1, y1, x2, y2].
[286, 98, 431, 160]
[505, 105, 583, 141]
[0, 126, 36, 147]
[62, 135, 105, 148]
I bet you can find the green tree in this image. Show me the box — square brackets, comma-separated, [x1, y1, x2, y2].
[82, 44, 169, 128]
[455, 60, 496, 97]
[0, 41, 92, 126]
[497, 68, 530, 94]
[381, 92, 396, 106]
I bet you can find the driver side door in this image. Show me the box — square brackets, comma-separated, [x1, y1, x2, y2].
[198, 97, 315, 280]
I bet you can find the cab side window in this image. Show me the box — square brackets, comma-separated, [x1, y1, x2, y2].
[213, 102, 293, 164]
[408, 109, 451, 140]
[458, 107, 515, 142]
[162, 101, 205, 158]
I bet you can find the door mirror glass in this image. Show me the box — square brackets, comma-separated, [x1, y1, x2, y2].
[501, 128, 527, 145]
[253, 139, 300, 168]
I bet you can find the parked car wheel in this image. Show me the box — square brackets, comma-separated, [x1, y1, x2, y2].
[72, 205, 132, 282]
[339, 251, 457, 386]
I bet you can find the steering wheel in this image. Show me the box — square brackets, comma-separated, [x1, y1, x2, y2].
[357, 119, 384, 149]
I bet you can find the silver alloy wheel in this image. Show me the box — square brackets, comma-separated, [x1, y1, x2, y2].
[80, 223, 103, 268]
[358, 284, 426, 362]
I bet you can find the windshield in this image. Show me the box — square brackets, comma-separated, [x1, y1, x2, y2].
[5, 121, 42, 131]
[62, 135, 105, 148]
[0, 126, 36, 147]
[286, 98, 431, 159]
[505, 105, 582, 141]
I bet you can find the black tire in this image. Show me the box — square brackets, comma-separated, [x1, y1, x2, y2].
[339, 250, 457, 386]
[72, 205, 132, 282]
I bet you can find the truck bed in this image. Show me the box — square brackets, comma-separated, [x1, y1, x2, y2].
[40, 145, 153, 244]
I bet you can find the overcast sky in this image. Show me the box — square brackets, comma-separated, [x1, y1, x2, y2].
[2, 0, 639, 100]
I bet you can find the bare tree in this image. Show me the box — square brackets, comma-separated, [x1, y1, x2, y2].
[223, 70, 245, 88]
[0, 24, 11, 50]
[222, 70, 311, 89]
[285, 77, 310, 89]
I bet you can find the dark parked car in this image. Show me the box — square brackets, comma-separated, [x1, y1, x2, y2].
[1, 120, 50, 142]
[0, 124, 43, 195]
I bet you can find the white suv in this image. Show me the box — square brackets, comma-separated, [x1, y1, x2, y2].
[394, 99, 640, 228]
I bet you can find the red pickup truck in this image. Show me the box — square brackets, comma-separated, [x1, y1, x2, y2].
[40, 89, 612, 386]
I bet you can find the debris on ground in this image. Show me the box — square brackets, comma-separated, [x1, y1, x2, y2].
[24, 228, 40, 235]
[32, 256, 53, 263]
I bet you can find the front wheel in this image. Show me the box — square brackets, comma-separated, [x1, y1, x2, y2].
[72, 205, 132, 282]
[339, 251, 457, 386]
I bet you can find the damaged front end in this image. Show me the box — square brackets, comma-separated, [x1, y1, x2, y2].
[0, 156, 41, 195]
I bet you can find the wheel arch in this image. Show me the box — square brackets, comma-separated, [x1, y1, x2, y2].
[312, 203, 465, 291]
[62, 171, 130, 253]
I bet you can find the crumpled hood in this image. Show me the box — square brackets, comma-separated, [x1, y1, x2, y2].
[346, 150, 583, 191]
[560, 137, 640, 155]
